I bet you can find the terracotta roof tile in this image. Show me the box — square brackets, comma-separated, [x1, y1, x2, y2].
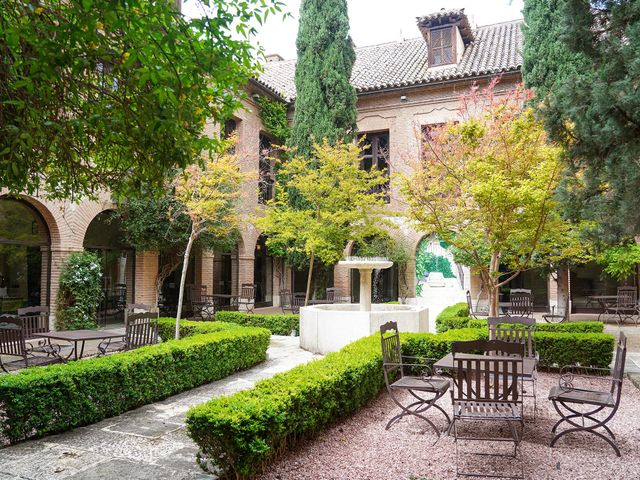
[257, 19, 523, 102]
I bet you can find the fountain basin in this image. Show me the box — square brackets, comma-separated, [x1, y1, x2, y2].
[300, 303, 429, 355]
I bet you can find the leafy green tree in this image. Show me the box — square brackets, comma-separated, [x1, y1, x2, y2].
[256, 141, 390, 305]
[289, 0, 357, 158]
[523, 0, 640, 238]
[0, 0, 284, 200]
[402, 82, 590, 316]
[55, 251, 103, 330]
[598, 243, 640, 283]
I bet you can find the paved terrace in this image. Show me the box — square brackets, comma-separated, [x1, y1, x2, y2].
[0, 336, 320, 479]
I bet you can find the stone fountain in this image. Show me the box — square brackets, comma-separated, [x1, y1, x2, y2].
[299, 257, 430, 355]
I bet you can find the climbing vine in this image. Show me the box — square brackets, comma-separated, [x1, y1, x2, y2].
[255, 95, 290, 143]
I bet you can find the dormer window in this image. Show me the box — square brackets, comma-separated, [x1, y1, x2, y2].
[429, 27, 454, 66]
[417, 9, 474, 68]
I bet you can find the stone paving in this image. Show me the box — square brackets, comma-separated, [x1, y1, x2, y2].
[0, 336, 320, 480]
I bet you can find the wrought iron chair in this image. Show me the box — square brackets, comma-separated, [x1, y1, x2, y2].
[543, 296, 570, 323]
[291, 293, 306, 314]
[607, 286, 638, 326]
[326, 288, 338, 304]
[488, 316, 538, 418]
[189, 284, 208, 319]
[17, 306, 50, 339]
[380, 321, 451, 437]
[466, 290, 489, 319]
[0, 316, 64, 373]
[98, 312, 159, 355]
[507, 292, 533, 317]
[280, 289, 294, 314]
[549, 332, 627, 456]
[451, 339, 525, 479]
[238, 284, 256, 313]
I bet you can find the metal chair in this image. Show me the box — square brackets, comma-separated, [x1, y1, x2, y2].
[238, 284, 256, 313]
[189, 284, 208, 319]
[507, 292, 533, 317]
[380, 321, 451, 437]
[451, 339, 525, 479]
[292, 293, 306, 314]
[549, 332, 627, 456]
[543, 296, 570, 323]
[0, 316, 63, 373]
[326, 288, 339, 304]
[280, 289, 294, 314]
[607, 286, 638, 326]
[17, 306, 50, 339]
[98, 312, 159, 355]
[466, 290, 489, 319]
[488, 316, 538, 418]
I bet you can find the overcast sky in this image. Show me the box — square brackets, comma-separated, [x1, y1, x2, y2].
[183, 1, 524, 60]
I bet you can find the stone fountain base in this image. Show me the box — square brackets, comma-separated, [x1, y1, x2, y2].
[299, 303, 430, 355]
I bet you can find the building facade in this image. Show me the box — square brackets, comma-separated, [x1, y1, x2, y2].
[2, 9, 592, 321]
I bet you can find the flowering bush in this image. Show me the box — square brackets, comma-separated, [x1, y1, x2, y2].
[55, 251, 103, 330]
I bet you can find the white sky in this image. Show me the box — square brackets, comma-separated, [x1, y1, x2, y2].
[183, 1, 524, 60]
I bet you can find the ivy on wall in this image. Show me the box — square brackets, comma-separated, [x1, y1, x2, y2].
[255, 95, 290, 143]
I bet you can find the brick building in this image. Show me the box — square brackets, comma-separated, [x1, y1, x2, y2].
[2, 9, 582, 321]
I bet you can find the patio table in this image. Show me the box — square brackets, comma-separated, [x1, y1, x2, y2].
[587, 295, 619, 322]
[34, 329, 125, 361]
[434, 352, 536, 377]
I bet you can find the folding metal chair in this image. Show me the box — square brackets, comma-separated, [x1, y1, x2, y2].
[549, 332, 627, 456]
[466, 290, 489, 319]
[380, 321, 451, 437]
[451, 339, 525, 479]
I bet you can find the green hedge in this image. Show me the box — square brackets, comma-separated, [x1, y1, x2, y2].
[435, 302, 471, 333]
[187, 334, 384, 478]
[215, 311, 299, 336]
[186, 324, 615, 478]
[467, 318, 604, 333]
[158, 317, 234, 340]
[0, 323, 270, 444]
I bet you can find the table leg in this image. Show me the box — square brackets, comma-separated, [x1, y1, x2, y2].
[78, 340, 87, 360]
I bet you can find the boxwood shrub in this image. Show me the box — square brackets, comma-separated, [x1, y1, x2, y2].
[0, 323, 270, 444]
[215, 311, 299, 336]
[186, 324, 615, 478]
[435, 302, 471, 333]
[158, 317, 234, 340]
[187, 334, 384, 479]
[467, 318, 604, 333]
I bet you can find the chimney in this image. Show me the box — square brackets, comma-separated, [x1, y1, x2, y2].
[417, 8, 474, 67]
[265, 53, 284, 63]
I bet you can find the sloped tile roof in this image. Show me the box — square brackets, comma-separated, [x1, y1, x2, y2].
[257, 19, 523, 102]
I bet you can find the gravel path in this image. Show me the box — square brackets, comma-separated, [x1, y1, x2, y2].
[260, 372, 640, 480]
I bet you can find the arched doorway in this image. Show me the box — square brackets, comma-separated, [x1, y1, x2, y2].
[254, 235, 273, 306]
[415, 236, 466, 307]
[83, 211, 135, 324]
[0, 198, 51, 313]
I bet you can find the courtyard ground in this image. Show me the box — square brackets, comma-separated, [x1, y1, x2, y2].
[259, 372, 640, 480]
[0, 336, 319, 479]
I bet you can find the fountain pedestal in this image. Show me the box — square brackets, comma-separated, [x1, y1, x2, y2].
[299, 257, 430, 355]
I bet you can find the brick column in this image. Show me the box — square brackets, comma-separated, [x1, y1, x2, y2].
[399, 257, 416, 302]
[333, 263, 351, 302]
[134, 250, 159, 306]
[197, 250, 215, 294]
[238, 254, 254, 311]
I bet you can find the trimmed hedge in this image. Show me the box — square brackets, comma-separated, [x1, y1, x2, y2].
[467, 318, 604, 333]
[435, 302, 470, 333]
[186, 324, 615, 478]
[158, 317, 234, 340]
[187, 334, 384, 478]
[215, 311, 299, 336]
[0, 322, 270, 444]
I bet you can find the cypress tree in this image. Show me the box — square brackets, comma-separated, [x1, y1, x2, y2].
[290, 0, 358, 158]
[523, 0, 640, 239]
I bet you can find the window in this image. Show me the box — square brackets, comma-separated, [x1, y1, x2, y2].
[429, 27, 454, 66]
[223, 119, 237, 139]
[359, 132, 390, 203]
[258, 133, 274, 204]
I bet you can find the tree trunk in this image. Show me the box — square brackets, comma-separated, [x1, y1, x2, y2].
[305, 251, 315, 306]
[175, 225, 197, 340]
[155, 256, 181, 311]
[487, 251, 501, 317]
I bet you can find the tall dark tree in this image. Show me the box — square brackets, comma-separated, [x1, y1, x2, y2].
[290, 0, 358, 158]
[523, 0, 640, 240]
